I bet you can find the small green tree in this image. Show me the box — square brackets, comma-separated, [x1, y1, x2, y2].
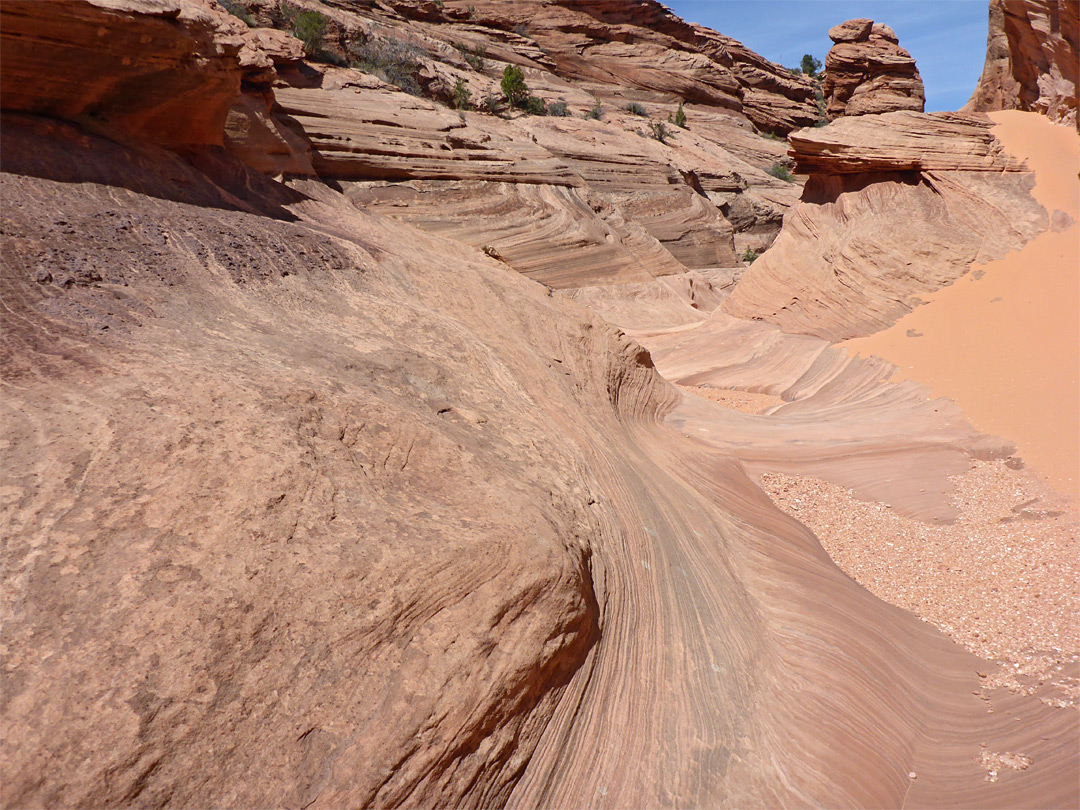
[584, 98, 603, 120]
[673, 101, 687, 128]
[800, 53, 822, 78]
[293, 9, 328, 55]
[500, 64, 529, 107]
[451, 78, 471, 109]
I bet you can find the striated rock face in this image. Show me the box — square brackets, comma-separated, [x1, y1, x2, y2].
[225, 0, 804, 283]
[3, 1, 1079, 809]
[823, 18, 925, 119]
[788, 110, 1029, 173]
[4, 108, 1077, 810]
[724, 112, 1046, 340]
[964, 0, 1079, 128]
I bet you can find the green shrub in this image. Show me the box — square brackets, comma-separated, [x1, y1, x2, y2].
[349, 36, 424, 96]
[766, 162, 795, 182]
[455, 42, 486, 71]
[547, 99, 569, 116]
[293, 9, 329, 56]
[220, 0, 254, 26]
[501, 64, 529, 107]
[584, 99, 603, 120]
[673, 101, 687, 128]
[741, 248, 760, 263]
[451, 78, 471, 109]
[624, 101, 647, 116]
[524, 95, 547, 115]
[648, 120, 671, 144]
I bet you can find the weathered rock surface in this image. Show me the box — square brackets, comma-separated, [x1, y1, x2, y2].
[344, 179, 687, 287]
[724, 112, 1046, 340]
[823, 17, 925, 119]
[4, 111, 1077, 810]
[216, 0, 810, 277]
[964, 0, 1079, 128]
[2, 1, 1079, 809]
[788, 111, 1029, 174]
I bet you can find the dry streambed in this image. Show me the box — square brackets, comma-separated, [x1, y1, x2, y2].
[760, 461, 1079, 710]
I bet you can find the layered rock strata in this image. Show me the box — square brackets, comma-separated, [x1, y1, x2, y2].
[2, 2, 1078, 809]
[724, 112, 1046, 340]
[964, 0, 1079, 128]
[216, 0, 810, 280]
[823, 18, 925, 119]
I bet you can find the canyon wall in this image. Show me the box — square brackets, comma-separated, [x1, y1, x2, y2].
[1, 2, 1076, 809]
[965, 0, 1079, 128]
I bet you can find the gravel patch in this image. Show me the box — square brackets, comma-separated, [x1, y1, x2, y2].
[761, 459, 1079, 709]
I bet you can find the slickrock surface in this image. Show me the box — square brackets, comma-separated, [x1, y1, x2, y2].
[724, 112, 1046, 340]
[2, 1, 1079, 809]
[8, 113, 1076, 809]
[965, 0, 1079, 128]
[823, 17, 925, 119]
[345, 179, 687, 287]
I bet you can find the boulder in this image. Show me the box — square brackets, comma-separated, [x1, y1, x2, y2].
[828, 18, 873, 43]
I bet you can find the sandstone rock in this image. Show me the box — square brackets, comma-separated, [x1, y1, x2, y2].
[274, 74, 581, 185]
[723, 167, 1046, 340]
[4, 113, 1078, 810]
[434, 0, 820, 134]
[823, 18, 925, 119]
[4, 3, 1079, 808]
[788, 111, 1029, 173]
[0, 0, 249, 149]
[344, 179, 686, 287]
[224, 91, 316, 176]
[724, 112, 1046, 340]
[828, 18, 874, 43]
[871, 22, 899, 43]
[964, 0, 1079, 128]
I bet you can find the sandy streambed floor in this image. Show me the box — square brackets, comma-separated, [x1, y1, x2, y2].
[677, 384, 785, 414]
[761, 460, 1079, 709]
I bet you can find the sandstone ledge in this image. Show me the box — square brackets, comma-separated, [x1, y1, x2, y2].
[789, 111, 1029, 174]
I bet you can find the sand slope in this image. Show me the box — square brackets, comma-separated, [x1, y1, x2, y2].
[845, 111, 1079, 499]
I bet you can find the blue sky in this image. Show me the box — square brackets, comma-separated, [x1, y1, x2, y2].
[663, 1, 991, 112]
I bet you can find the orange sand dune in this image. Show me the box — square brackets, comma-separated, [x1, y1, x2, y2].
[845, 111, 1080, 500]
